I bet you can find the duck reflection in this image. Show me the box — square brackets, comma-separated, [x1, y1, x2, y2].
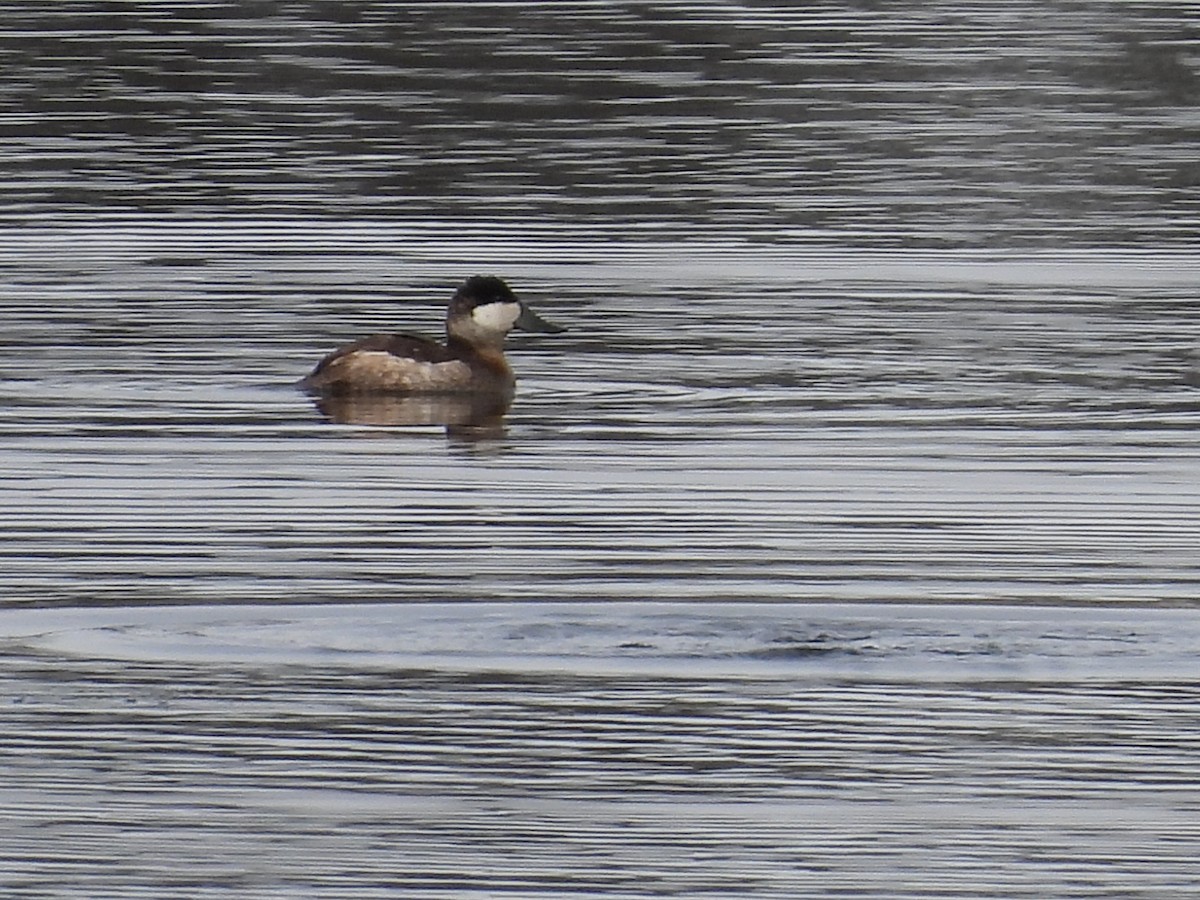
[309, 391, 511, 441]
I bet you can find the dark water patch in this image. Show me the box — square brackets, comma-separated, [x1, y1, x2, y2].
[0, 2, 1196, 246]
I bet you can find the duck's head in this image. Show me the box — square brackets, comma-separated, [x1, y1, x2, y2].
[446, 275, 566, 347]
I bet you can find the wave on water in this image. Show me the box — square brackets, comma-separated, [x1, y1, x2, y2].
[4, 602, 1197, 683]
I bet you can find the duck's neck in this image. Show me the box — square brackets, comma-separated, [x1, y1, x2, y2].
[448, 335, 514, 385]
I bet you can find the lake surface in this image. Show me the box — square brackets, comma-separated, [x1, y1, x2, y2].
[2, 3, 1199, 897]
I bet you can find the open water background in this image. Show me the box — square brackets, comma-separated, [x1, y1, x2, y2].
[2, 2, 1199, 897]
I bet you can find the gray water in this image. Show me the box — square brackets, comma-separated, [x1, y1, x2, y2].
[2, 3, 1200, 897]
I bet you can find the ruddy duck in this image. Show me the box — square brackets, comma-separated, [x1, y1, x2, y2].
[300, 275, 564, 396]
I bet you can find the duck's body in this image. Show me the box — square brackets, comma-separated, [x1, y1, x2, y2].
[300, 276, 563, 396]
[301, 332, 514, 395]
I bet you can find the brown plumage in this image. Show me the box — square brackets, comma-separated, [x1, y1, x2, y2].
[299, 276, 564, 396]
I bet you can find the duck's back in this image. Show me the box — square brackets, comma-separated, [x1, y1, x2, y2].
[300, 333, 477, 394]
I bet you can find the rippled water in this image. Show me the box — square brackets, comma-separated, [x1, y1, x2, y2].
[3, 1, 1197, 244]
[3, 3, 1200, 897]
[4, 601, 1200, 898]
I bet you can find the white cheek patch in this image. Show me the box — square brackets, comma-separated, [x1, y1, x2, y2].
[471, 301, 521, 332]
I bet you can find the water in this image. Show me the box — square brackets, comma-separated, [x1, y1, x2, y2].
[4, 602, 1200, 897]
[2, 3, 1200, 897]
[3, 2, 1197, 244]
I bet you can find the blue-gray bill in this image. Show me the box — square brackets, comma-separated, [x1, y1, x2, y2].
[516, 303, 566, 334]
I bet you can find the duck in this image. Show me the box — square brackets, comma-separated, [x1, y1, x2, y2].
[299, 275, 565, 396]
